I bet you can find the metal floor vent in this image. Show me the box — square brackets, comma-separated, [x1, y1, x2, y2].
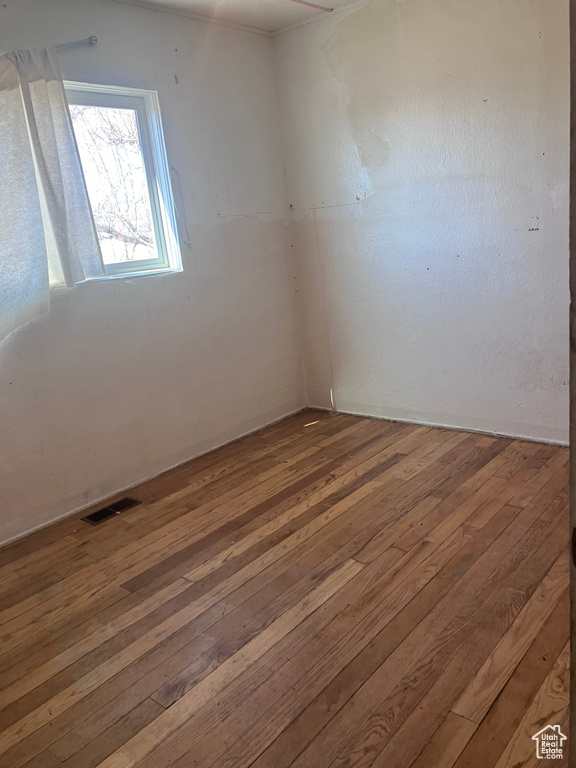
[82, 497, 141, 525]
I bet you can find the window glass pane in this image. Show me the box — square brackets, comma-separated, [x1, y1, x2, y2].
[69, 105, 158, 264]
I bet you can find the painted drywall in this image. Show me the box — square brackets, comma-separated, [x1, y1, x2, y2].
[0, 0, 303, 544]
[275, 0, 570, 443]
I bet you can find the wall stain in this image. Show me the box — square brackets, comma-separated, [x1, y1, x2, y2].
[322, 3, 393, 179]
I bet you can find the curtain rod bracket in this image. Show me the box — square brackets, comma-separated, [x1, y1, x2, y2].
[55, 36, 98, 51]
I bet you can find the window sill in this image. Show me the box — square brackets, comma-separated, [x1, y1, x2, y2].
[49, 266, 183, 293]
[80, 266, 183, 283]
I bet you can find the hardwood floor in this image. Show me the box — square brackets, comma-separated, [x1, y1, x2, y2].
[0, 409, 569, 768]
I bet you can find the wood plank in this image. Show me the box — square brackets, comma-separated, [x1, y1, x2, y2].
[0, 548, 360, 753]
[0, 424, 390, 676]
[150, 547, 402, 710]
[363, 551, 568, 768]
[0, 412, 568, 768]
[139, 457, 559, 768]
[53, 699, 163, 768]
[0, 579, 192, 711]
[0, 450, 345, 645]
[283, 494, 567, 768]
[93, 560, 364, 768]
[451, 589, 570, 768]
[0, 496, 398, 766]
[409, 712, 477, 768]
[143, 471, 567, 768]
[46, 543, 401, 762]
[0, 439, 345, 627]
[243, 498, 524, 768]
[492, 641, 569, 768]
[21, 752, 63, 768]
[452, 550, 569, 724]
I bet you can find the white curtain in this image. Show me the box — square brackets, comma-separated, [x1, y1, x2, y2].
[0, 47, 103, 342]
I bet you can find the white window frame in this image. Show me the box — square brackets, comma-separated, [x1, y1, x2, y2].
[65, 81, 182, 279]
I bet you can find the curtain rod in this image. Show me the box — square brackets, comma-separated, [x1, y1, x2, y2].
[55, 36, 98, 51]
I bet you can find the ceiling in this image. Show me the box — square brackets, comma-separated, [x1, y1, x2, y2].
[112, 0, 358, 34]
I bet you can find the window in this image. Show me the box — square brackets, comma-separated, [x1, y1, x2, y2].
[65, 82, 181, 278]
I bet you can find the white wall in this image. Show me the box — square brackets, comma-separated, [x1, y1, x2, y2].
[275, 0, 570, 443]
[0, 0, 303, 544]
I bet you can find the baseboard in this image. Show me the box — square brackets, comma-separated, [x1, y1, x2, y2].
[310, 405, 570, 447]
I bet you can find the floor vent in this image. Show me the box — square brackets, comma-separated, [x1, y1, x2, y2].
[82, 497, 141, 525]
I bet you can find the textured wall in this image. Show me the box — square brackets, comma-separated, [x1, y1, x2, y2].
[0, 0, 303, 544]
[275, 0, 570, 443]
